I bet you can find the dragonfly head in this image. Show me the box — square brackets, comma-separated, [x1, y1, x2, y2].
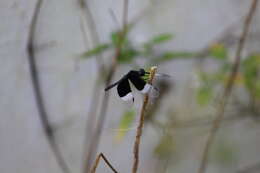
[139, 68, 149, 76]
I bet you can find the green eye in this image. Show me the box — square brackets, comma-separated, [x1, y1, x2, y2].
[141, 74, 150, 82]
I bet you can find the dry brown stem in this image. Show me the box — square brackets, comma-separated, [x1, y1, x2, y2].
[198, 1, 259, 173]
[132, 66, 157, 173]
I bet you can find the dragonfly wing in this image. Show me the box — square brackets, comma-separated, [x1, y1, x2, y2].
[155, 73, 171, 78]
[117, 78, 134, 102]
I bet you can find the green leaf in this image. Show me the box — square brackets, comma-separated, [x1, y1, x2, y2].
[143, 33, 173, 51]
[118, 48, 139, 64]
[81, 44, 110, 57]
[154, 135, 176, 159]
[196, 86, 213, 106]
[111, 32, 121, 46]
[111, 31, 129, 47]
[242, 54, 260, 97]
[154, 51, 195, 63]
[209, 43, 228, 59]
[149, 33, 173, 44]
[115, 109, 136, 141]
[213, 141, 237, 166]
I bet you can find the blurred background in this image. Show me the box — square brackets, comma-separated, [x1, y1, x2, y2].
[0, 0, 260, 173]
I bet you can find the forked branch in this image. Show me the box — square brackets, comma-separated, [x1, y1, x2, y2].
[90, 153, 118, 173]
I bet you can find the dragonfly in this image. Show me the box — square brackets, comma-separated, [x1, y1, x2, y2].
[105, 68, 169, 102]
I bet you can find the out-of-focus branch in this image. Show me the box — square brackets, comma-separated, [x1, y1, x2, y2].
[90, 153, 118, 173]
[83, 0, 129, 172]
[78, 2, 107, 173]
[26, 1, 70, 173]
[79, 0, 105, 71]
[132, 66, 157, 173]
[197, 1, 259, 173]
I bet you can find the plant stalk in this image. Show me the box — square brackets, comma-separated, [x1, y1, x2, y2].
[132, 66, 157, 173]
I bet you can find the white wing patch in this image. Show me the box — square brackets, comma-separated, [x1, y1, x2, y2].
[121, 93, 134, 102]
[141, 84, 152, 94]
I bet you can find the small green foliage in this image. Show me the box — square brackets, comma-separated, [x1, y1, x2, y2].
[195, 63, 234, 106]
[195, 72, 222, 106]
[119, 109, 135, 129]
[111, 31, 141, 64]
[80, 30, 178, 65]
[111, 31, 122, 47]
[143, 33, 173, 52]
[81, 43, 111, 57]
[196, 86, 213, 106]
[115, 109, 136, 141]
[154, 51, 195, 63]
[154, 135, 176, 159]
[209, 43, 228, 60]
[149, 33, 173, 44]
[213, 141, 237, 166]
[242, 54, 260, 98]
[118, 48, 139, 64]
[111, 31, 130, 47]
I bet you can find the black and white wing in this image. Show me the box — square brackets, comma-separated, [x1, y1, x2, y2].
[117, 78, 134, 102]
[128, 71, 152, 94]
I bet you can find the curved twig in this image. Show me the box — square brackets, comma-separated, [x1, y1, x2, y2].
[27, 1, 70, 173]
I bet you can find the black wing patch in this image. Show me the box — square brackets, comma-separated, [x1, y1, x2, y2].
[117, 78, 134, 102]
[128, 71, 152, 94]
[127, 71, 146, 91]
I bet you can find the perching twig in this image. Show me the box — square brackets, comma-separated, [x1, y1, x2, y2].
[90, 153, 118, 173]
[84, 0, 129, 172]
[132, 66, 157, 173]
[27, 1, 70, 173]
[197, 1, 259, 173]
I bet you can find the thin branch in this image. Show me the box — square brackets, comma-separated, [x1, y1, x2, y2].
[79, 2, 108, 173]
[122, 0, 129, 31]
[132, 66, 157, 173]
[90, 153, 118, 173]
[79, 0, 105, 71]
[197, 1, 259, 173]
[83, 0, 129, 172]
[26, 1, 70, 173]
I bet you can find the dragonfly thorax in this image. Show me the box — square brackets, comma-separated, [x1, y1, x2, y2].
[138, 68, 146, 76]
